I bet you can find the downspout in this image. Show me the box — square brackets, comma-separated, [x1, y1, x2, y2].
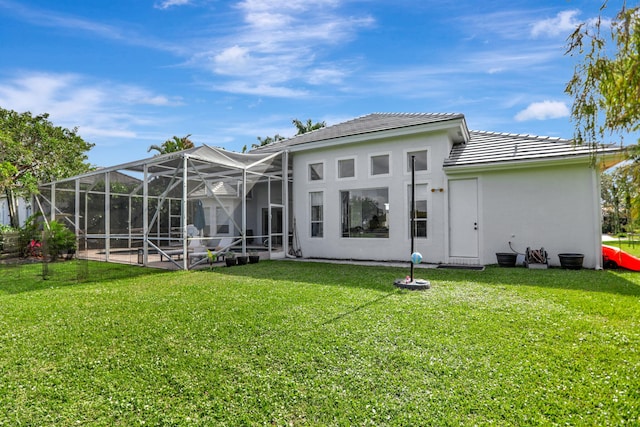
[283, 150, 291, 258]
[592, 166, 603, 270]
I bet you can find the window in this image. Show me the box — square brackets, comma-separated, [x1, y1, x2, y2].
[407, 150, 428, 172]
[308, 162, 324, 181]
[310, 192, 323, 237]
[216, 206, 231, 235]
[341, 188, 389, 238]
[370, 154, 389, 176]
[338, 158, 355, 179]
[408, 184, 429, 238]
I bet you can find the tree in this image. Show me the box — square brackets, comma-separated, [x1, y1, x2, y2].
[565, 2, 640, 152]
[0, 107, 94, 228]
[148, 134, 194, 155]
[253, 118, 326, 149]
[292, 118, 326, 135]
[601, 162, 639, 234]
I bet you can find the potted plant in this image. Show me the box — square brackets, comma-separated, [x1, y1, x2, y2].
[558, 253, 584, 269]
[206, 249, 217, 268]
[496, 252, 517, 267]
[224, 251, 237, 267]
[237, 253, 249, 265]
[249, 250, 260, 264]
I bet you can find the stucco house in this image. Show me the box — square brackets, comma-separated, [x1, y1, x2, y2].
[253, 113, 622, 269]
[35, 112, 622, 269]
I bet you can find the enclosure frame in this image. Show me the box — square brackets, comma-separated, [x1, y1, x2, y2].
[36, 146, 290, 270]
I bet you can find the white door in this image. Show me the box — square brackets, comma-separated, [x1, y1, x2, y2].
[449, 178, 479, 258]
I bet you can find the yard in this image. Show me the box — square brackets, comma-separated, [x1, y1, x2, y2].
[0, 260, 638, 426]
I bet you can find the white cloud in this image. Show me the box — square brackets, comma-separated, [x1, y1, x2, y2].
[213, 45, 252, 75]
[214, 81, 308, 98]
[531, 10, 581, 38]
[515, 101, 570, 121]
[0, 71, 180, 140]
[154, 0, 191, 10]
[192, 0, 374, 97]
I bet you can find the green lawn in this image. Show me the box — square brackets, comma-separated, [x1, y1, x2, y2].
[604, 239, 640, 257]
[0, 260, 638, 426]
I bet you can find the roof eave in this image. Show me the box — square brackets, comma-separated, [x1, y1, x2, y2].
[287, 118, 468, 153]
[443, 150, 623, 174]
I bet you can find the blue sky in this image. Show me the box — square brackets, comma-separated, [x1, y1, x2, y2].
[0, 0, 626, 166]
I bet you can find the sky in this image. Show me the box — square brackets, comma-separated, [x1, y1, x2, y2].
[0, 0, 629, 167]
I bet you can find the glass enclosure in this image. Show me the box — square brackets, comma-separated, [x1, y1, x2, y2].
[36, 146, 289, 269]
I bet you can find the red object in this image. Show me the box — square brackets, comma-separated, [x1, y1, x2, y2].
[602, 245, 640, 271]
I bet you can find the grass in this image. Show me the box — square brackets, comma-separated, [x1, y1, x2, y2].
[604, 239, 640, 257]
[0, 260, 639, 426]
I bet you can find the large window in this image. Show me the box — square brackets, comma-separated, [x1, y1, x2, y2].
[308, 162, 324, 181]
[370, 154, 389, 176]
[407, 150, 428, 172]
[408, 184, 428, 238]
[310, 191, 323, 237]
[341, 188, 389, 238]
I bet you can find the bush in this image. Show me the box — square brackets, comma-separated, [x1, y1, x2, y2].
[18, 212, 44, 257]
[43, 220, 77, 261]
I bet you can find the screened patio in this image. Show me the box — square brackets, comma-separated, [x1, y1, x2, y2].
[36, 146, 290, 270]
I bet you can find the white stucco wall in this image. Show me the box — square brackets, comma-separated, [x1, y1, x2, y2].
[291, 132, 603, 268]
[472, 163, 601, 268]
[291, 131, 452, 263]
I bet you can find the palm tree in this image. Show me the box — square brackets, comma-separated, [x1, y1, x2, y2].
[148, 134, 195, 155]
[292, 119, 325, 135]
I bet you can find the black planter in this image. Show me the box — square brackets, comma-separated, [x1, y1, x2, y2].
[249, 255, 260, 264]
[558, 253, 584, 270]
[496, 252, 517, 267]
[225, 258, 237, 267]
[237, 256, 248, 265]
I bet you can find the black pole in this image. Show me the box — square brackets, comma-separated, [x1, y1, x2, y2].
[410, 155, 415, 282]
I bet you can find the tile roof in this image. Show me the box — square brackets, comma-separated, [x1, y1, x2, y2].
[443, 131, 620, 168]
[250, 112, 622, 168]
[252, 113, 465, 152]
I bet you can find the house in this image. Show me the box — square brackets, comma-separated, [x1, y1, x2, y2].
[0, 194, 32, 228]
[35, 113, 623, 269]
[253, 113, 623, 269]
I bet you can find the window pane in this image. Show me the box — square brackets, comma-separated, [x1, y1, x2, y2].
[408, 184, 428, 238]
[340, 188, 389, 238]
[371, 155, 389, 175]
[407, 150, 428, 171]
[311, 223, 323, 237]
[310, 191, 323, 237]
[338, 158, 355, 178]
[309, 163, 323, 181]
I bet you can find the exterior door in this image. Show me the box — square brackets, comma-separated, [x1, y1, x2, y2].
[448, 178, 479, 258]
[263, 204, 284, 257]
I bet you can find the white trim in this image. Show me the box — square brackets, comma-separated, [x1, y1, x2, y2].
[368, 152, 392, 178]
